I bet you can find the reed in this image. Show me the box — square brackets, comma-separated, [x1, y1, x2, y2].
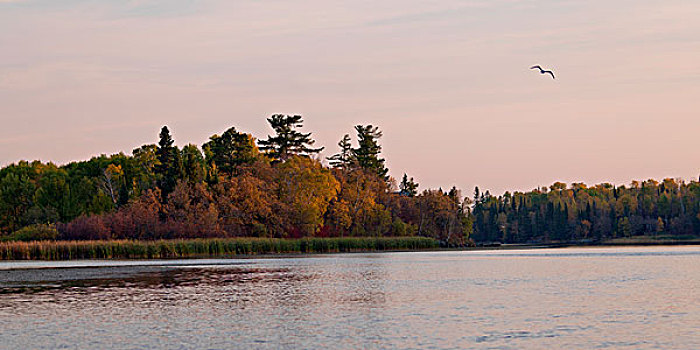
[0, 237, 438, 261]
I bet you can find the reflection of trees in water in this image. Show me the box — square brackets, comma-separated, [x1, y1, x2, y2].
[1, 259, 387, 349]
[0, 266, 307, 298]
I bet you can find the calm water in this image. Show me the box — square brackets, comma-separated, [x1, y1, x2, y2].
[0, 247, 698, 349]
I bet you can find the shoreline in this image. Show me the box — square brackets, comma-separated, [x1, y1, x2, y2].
[477, 240, 700, 250]
[0, 236, 440, 261]
[0, 238, 697, 265]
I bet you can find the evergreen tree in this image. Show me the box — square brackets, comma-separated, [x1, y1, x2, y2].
[259, 114, 323, 162]
[155, 126, 182, 202]
[399, 173, 419, 196]
[327, 134, 353, 170]
[353, 125, 388, 180]
[181, 144, 206, 183]
[203, 126, 259, 176]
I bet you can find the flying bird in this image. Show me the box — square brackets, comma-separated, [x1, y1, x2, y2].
[530, 65, 555, 79]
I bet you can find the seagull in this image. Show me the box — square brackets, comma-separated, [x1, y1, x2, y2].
[530, 65, 555, 79]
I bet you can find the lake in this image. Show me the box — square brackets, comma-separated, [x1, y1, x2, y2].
[0, 246, 698, 349]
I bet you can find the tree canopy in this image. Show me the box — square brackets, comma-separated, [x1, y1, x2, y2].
[203, 127, 259, 176]
[1, 113, 699, 246]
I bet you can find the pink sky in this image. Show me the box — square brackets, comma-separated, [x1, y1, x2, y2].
[1, 0, 699, 194]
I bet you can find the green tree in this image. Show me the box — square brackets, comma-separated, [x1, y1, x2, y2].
[132, 144, 160, 193]
[259, 114, 323, 162]
[203, 127, 260, 176]
[399, 174, 419, 197]
[353, 125, 388, 180]
[155, 126, 182, 201]
[327, 134, 353, 170]
[33, 167, 70, 222]
[181, 144, 206, 183]
[0, 172, 35, 232]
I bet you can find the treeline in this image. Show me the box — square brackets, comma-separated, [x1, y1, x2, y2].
[0, 115, 471, 245]
[472, 180, 700, 243]
[3, 114, 699, 246]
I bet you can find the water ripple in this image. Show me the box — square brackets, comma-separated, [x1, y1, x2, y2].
[0, 247, 697, 349]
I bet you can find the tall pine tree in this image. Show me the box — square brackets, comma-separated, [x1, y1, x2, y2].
[259, 114, 323, 162]
[327, 134, 353, 170]
[155, 126, 182, 202]
[353, 125, 388, 180]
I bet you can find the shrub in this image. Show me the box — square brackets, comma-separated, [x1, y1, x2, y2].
[58, 215, 110, 240]
[2, 224, 59, 242]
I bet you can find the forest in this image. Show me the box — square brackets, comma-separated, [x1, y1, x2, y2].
[471, 179, 700, 243]
[0, 115, 470, 245]
[1, 114, 699, 245]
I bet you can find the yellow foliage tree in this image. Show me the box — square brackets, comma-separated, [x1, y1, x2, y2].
[276, 156, 340, 236]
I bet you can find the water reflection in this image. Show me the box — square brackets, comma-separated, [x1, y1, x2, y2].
[0, 266, 304, 295]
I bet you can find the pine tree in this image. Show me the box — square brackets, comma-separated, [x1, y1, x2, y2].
[203, 126, 258, 176]
[155, 126, 182, 202]
[258, 114, 323, 162]
[327, 134, 353, 170]
[399, 173, 419, 196]
[352, 125, 388, 180]
[181, 144, 205, 183]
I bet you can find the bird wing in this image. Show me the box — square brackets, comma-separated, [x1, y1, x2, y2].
[530, 65, 542, 70]
[544, 70, 555, 79]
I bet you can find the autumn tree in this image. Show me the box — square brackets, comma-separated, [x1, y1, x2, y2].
[162, 181, 220, 238]
[276, 156, 339, 236]
[330, 169, 391, 236]
[213, 169, 280, 237]
[4, 119, 700, 245]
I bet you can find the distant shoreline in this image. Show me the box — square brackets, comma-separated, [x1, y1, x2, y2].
[475, 237, 700, 250]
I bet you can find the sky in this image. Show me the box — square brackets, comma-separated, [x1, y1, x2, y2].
[1, 0, 699, 195]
